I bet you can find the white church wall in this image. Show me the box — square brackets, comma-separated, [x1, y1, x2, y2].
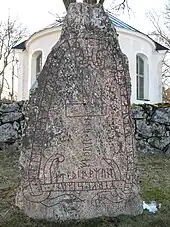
[16, 50, 29, 101]
[150, 53, 164, 104]
[117, 28, 164, 104]
[17, 26, 165, 104]
[26, 27, 61, 94]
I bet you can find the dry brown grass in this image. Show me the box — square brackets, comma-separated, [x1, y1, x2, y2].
[0, 150, 170, 227]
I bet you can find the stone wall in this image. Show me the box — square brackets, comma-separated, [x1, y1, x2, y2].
[0, 101, 25, 150]
[132, 104, 170, 156]
[1, 101, 170, 156]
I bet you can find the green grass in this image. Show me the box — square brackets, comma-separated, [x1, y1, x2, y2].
[0, 151, 170, 227]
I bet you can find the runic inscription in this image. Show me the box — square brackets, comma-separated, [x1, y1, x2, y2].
[16, 3, 142, 222]
[42, 181, 125, 192]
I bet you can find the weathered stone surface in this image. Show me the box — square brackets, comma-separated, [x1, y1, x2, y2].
[0, 102, 19, 112]
[13, 121, 20, 131]
[1, 101, 170, 155]
[135, 120, 166, 138]
[16, 3, 142, 221]
[0, 102, 25, 147]
[0, 123, 18, 143]
[147, 137, 170, 151]
[1, 112, 23, 123]
[133, 105, 170, 156]
[131, 106, 144, 119]
[152, 107, 170, 125]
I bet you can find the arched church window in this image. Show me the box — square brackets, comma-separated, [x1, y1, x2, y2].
[36, 53, 42, 77]
[31, 51, 43, 88]
[136, 54, 149, 100]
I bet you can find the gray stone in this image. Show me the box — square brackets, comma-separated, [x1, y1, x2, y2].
[1, 112, 23, 123]
[16, 3, 142, 221]
[165, 125, 170, 131]
[135, 140, 148, 153]
[130, 104, 170, 155]
[0, 123, 18, 143]
[131, 106, 144, 119]
[152, 107, 170, 125]
[13, 121, 20, 131]
[164, 146, 170, 156]
[135, 120, 166, 138]
[135, 120, 152, 138]
[20, 120, 26, 135]
[148, 137, 170, 151]
[0, 103, 19, 113]
[136, 140, 162, 155]
[17, 100, 25, 107]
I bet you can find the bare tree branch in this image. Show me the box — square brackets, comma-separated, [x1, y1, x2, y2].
[0, 14, 27, 100]
[147, 6, 170, 102]
[62, 0, 130, 11]
[110, 0, 131, 14]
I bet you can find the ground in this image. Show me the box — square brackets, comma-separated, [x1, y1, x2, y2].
[0, 149, 170, 227]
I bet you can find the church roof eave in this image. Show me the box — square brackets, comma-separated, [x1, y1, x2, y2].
[12, 12, 168, 52]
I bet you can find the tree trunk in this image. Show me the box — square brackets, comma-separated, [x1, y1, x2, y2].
[0, 73, 5, 100]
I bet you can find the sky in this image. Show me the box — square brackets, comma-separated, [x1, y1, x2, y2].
[0, 0, 168, 36]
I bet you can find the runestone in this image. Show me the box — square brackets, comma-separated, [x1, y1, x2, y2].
[16, 3, 142, 221]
